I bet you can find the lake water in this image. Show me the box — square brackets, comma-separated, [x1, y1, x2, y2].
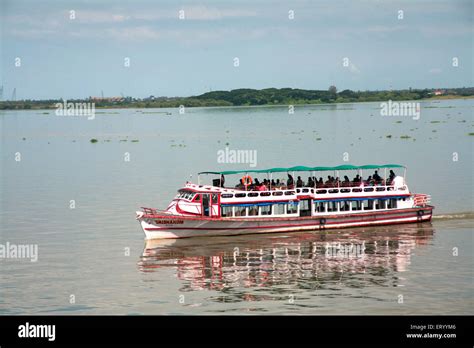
[0, 99, 473, 314]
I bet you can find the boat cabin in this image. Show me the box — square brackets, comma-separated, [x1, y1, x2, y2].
[165, 164, 422, 219]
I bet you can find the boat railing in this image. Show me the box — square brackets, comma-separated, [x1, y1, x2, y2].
[140, 207, 169, 215]
[218, 183, 407, 199]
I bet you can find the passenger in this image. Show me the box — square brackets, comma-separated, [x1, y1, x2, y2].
[325, 176, 332, 187]
[307, 177, 313, 188]
[389, 170, 396, 184]
[287, 174, 294, 188]
[366, 176, 373, 186]
[271, 179, 276, 188]
[235, 179, 244, 190]
[317, 177, 324, 188]
[373, 170, 382, 184]
[276, 179, 281, 188]
[352, 175, 360, 186]
[296, 176, 303, 188]
[220, 174, 225, 188]
[343, 175, 350, 187]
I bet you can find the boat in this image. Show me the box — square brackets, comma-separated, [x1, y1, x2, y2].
[136, 164, 433, 239]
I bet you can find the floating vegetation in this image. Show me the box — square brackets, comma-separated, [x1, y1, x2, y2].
[468, 133, 474, 136]
[430, 121, 441, 123]
[22, 137, 26, 141]
[119, 139, 127, 142]
[395, 121, 402, 123]
[225, 142, 230, 146]
[104, 140, 111, 142]
[386, 135, 392, 138]
[316, 138, 322, 141]
[400, 135, 411, 139]
[131, 139, 139, 142]
[432, 130, 437, 133]
[90, 138, 98, 143]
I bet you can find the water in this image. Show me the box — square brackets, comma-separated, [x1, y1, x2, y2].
[0, 99, 473, 314]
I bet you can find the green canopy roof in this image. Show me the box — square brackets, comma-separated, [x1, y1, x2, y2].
[199, 164, 405, 175]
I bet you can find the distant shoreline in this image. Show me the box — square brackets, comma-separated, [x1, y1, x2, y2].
[1, 88, 473, 111]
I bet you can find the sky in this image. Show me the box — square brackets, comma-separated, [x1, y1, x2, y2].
[0, 0, 472, 100]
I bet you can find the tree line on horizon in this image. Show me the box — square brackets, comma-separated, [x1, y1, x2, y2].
[1, 87, 473, 110]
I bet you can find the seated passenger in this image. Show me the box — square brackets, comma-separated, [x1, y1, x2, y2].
[235, 179, 245, 190]
[388, 170, 396, 184]
[343, 175, 350, 187]
[373, 170, 382, 184]
[317, 177, 324, 188]
[307, 177, 313, 188]
[271, 179, 276, 188]
[296, 176, 303, 188]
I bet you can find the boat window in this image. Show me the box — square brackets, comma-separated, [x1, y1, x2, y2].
[287, 203, 298, 214]
[221, 193, 233, 198]
[351, 201, 362, 211]
[300, 200, 310, 211]
[316, 189, 327, 194]
[327, 201, 338, 212]
[387, 199, 397, 209]
[272, 191, 283, 196]
[260, 192, 271, 197]
[363, 200, 374, 210]
[211, 194, 218, 203]
[248, 192, 259, 197]
[248, 205, 259, 216]
[316, 202, 326, 213]
[234, 206, 247, 216]
[364, 187, 374, 192]
[194, 194, 201, 202]
[274, 204, 285, 215]
[376, 199, 386, 209]
[221, 206, 233, 217]
[311, 189, 314, 193]
[285, 191, 295, 195]
[329, 189, 339, 194]
[376, 187, 386, 192]
[302, 189, 309, 193]
[235, 193, 246, 198]
[352, 188, 362, 193]
[260, 205, 272, 215]
[296, 189, 300, 193]
[339, 201, 351, 212]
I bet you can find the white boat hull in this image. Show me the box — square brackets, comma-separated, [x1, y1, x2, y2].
[137, 207, 433, 239]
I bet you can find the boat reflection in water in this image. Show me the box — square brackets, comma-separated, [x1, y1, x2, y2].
[138, 223, 434, 293]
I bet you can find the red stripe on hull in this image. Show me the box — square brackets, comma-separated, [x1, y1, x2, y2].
[144, 212, 432, 231]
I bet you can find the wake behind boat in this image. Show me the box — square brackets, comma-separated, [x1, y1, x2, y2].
[136, 164, 433, 239]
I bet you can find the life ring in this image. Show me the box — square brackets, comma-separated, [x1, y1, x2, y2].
[320, 218, 327, 225]
[242, 175, 252, 186]
[417, 210, 424, 217]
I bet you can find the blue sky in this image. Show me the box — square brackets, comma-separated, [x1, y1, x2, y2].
[1, 0, 472, 100]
